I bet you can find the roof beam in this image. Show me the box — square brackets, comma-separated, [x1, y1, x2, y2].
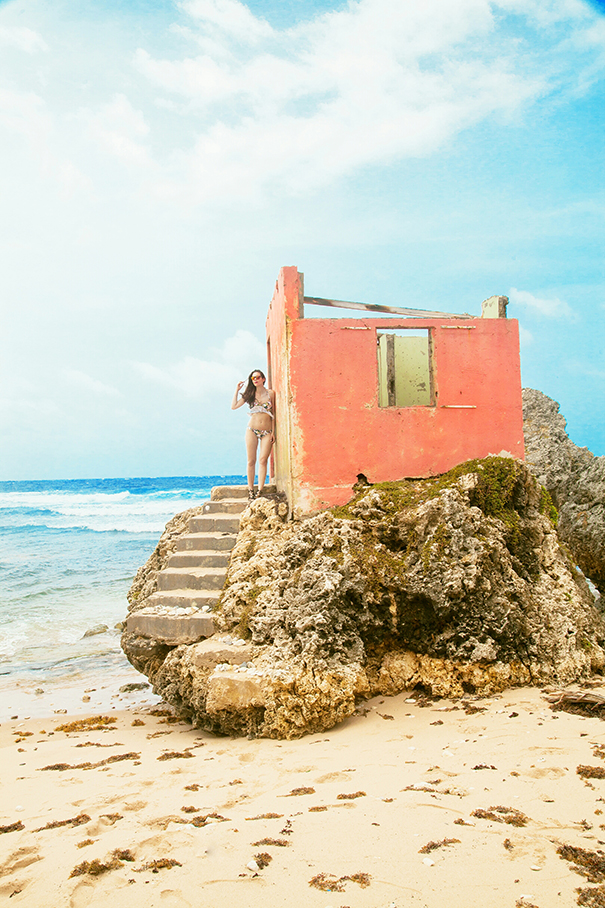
[303, 296, 471, 319]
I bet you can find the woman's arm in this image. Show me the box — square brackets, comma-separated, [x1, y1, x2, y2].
[231, 381, 246, 410]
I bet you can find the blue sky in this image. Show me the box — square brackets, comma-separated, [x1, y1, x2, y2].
[0, 0, 603, 479]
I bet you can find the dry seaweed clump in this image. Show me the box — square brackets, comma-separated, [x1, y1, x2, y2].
[471, 806, 529, 827]
[39, 752, 139, 771]
[419, 837, 461, 853]
[309, 872, 371, 891]
[0, 821, 24, 834]
[34, 813, 90, 831]
[245, 813, 283, 821]
[336, 791, 366, 800]
[56, 716, 116, 733]
[577, 885, 605, 906]
[190, 812, 229, 828]
[70, 850, 134, 878]
[157, 750, 194, 761]
[252, 838, 290, 847]
[578, 765, 605, 780]
[136, 858, 181, 873]
[70, 858, 121, 878]
[557, 844, 605, 883]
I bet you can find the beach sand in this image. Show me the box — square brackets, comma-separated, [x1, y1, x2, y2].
[2, 686, 605, 908]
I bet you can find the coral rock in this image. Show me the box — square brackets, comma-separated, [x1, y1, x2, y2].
[523, 388, 605, 595]
[123, 457, 605, 738]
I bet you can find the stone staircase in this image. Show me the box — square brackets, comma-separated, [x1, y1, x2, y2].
[126, 485, 274, 645]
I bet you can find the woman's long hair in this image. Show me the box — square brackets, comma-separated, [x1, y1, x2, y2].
[241, 369, 266, 407]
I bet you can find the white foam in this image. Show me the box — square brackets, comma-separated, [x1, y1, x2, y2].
[0, 488, 211, 533]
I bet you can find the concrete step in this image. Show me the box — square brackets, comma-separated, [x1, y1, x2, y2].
[174, 532, 236, 552]
[211, 484, 277, 500]
[127, 608, 215, 645]
[146, 590, 220, 609]
[197, 499, 248, 515]
[188, 514, 241, 534]
[190, 637, 255, 669]
[157, 567, 227, 591]
[206, 671, 265, 711]
[166, 551, 230, 569]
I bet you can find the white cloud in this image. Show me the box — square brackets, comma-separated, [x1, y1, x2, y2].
[83, 94, 152, 167]
[178, 0, 274, 43]
[214, 330, 266, 369]
[56, 160, 93, 196]
[127, 0, 604, 203]
[0, 87, 50, 142]
[62, 369, 122, 398]
[0, 88, 89, 190]
[0, 395, 61, 419]
[495, 0, 592, 28]
[509, 287, 574, 318]
[0, 25, 48, 53]
[132, 329, 265, 397]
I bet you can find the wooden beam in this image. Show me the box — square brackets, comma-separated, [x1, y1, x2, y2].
[303, 296, 472, 319]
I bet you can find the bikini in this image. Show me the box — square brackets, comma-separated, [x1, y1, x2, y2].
[248, 398, 273, 439]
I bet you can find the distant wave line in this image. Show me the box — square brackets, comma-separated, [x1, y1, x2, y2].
[0, 523, 164, 535]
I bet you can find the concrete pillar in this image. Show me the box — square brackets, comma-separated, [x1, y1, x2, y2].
[481, 295, 508, 318]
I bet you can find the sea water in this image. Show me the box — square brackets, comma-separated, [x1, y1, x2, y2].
[0, 475, 245, 717]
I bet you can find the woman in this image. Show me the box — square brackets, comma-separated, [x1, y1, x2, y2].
[231, 369, 275, 500]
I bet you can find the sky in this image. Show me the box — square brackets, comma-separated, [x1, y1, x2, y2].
[0, 0, 603, 480]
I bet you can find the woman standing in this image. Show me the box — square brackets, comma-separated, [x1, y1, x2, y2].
[231, 369, 275, 500]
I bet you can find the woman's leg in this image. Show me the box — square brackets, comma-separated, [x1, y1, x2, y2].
[245, 429, 258, 492]
[257, 434, 273, 493]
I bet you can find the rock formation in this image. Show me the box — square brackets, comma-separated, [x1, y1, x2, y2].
[124, 457, 605, 739]
[523, 388, 605, 595]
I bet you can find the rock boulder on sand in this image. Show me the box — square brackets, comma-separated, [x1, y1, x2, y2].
[523, 388, 605, 596]
[123, 456, 605, 738]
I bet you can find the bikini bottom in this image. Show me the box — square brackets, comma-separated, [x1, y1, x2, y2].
[248, 427, 272, 439]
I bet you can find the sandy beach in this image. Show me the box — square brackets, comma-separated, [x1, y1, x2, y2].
[2, 686, 605, 908]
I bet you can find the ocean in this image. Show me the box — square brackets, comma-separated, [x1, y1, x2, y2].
[0, 475, 245, 718]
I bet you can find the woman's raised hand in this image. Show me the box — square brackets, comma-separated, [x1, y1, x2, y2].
[232, 380, 246, 409]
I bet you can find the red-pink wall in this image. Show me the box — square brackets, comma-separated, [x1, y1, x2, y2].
[267, 268, 524, 513]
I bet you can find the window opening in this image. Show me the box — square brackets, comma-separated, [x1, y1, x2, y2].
[377, 329, 433, 407]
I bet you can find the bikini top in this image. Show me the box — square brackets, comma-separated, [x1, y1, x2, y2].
[249, 397, 273, 417]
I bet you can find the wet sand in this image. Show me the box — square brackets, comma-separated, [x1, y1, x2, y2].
[2, 686, 605, 908]
[0, 656, 161, 722]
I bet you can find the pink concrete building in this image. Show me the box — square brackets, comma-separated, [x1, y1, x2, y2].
[266, 266, 524, 514]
